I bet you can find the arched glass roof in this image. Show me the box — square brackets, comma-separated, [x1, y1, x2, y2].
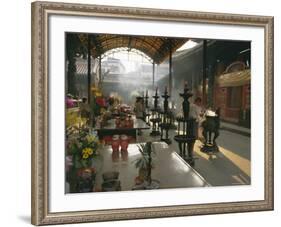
[77, 33, 188, 64]
[102, 47, 153, 63]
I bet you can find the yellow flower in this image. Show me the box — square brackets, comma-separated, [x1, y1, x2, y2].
[82, 148, 87, 154]
[82, 153, 89, 159]
[88, 149, 93, 155]
[82, 147, 93, 156]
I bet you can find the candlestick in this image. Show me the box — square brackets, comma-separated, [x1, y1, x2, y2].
[174, 81, 196, 166]
[159, 85, 171, 144]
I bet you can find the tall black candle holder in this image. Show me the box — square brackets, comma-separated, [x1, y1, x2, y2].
[150, 88, 161, 136]
[144, 90, 151, 125]
[159, 87, 172, 144]
[174, 82, 196, 166]
[145, 90, 149, 109]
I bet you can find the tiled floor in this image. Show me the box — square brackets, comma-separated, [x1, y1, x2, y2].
[136, 126, 251, 186]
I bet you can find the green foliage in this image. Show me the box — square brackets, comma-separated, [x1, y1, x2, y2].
[67, 130, 100, 168]
[134, 142, 154, 169]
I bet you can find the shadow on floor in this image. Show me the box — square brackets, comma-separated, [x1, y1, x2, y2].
[217, 130, 251, 160]
[129, 126, 251, 187]
[193, 147, 251, 186]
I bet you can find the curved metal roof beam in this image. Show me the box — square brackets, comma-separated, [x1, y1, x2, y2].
[101, 47, 153, 63]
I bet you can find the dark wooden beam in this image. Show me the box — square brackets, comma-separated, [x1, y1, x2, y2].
[153, 38, 172, 64]
[127, 37, 132, 51]
[87, 34, 91, 103]
[152, 61, 155, 88]
[207, 61, 216, 108]
[66, 34, 81, 95]
[90, 35, 104, 57]
[202, 40, 207, 106]
[169, 40, 173, 97]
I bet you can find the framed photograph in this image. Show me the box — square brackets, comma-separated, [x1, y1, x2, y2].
[31, 1, 274, 225]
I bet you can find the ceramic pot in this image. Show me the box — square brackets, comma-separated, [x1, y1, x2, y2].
[111, 135, 120, 153]
[120, 134, 129, 152]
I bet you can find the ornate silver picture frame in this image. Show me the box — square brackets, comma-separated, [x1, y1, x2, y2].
[31, 1, 273, 225]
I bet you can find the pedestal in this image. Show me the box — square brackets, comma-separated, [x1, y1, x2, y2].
[174, 135, 196, 166]
[159, 122, 172, 144]
[150, 109, 161, 137]
[200, 143, 219, 153]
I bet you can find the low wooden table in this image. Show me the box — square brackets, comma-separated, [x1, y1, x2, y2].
[95, 118, 150, 139]
[93, 142, 209, 191]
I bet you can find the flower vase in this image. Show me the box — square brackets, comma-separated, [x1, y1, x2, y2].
[76, 168, 96, 193]
[120, 135, 129, 152]
[111, 135, 120, 153]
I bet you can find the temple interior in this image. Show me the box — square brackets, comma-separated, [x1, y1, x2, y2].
[65, 32, 251, 193]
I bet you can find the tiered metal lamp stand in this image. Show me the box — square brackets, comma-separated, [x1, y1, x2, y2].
[159, 87, 172, 144]
[174, 83, 196, 166]
[150, 88, 161, 137]
[144, 90, 151, 126]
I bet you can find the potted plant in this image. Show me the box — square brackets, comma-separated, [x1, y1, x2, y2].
[134, 142, 154, 184]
